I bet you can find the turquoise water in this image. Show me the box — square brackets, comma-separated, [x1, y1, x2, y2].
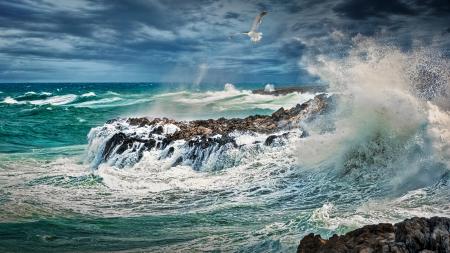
[0, 83, 269, 154]
[0, 82, 449, 252]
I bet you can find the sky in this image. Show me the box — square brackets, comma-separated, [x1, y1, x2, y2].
[0, 0, 449, 84]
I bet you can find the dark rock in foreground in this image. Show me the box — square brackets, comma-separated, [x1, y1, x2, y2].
[297, 216, 450, 253]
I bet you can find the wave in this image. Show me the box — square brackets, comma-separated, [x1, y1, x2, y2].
[16, 91, 53, 101]
[82, 37, 450, 224]
[81, 92, 96, 97]
[2, 93, 77, 106]
[297, 37, 450, 194]
[72, 97, 122, 108]
[3, 96, 19, 104]
[28, 94, 78, 106]
[143, 83, 319, 121]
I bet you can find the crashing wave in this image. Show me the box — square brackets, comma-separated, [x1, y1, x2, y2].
[81, 92, 96, 97]
[17, 91, 53, 100]
[3, 96, 19, 104]
[2, 93, 78, 106]
[86, 93, 331, 171]
[28, 94, 78, 106]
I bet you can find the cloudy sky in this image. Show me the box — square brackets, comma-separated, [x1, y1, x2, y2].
[0, 0, 449, 83]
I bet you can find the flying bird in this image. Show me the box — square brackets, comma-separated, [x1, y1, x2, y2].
[229, 11, 268, 43]
[244, 11, 267, 43]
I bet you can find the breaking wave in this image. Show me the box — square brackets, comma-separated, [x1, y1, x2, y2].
[2, 94, 77, 105]
[84, 37, 449, 227]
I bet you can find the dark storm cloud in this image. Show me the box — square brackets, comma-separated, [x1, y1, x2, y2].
[279, 39, 306, 59]
[334, 0, 417, 20]
[334, 0, 450, 19]
[415, 0, 450, 16]
[224, 12, 240, 19]
[0, 0, 448, 82]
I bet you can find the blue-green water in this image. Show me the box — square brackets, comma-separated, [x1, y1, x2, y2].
[0, 81, 449, 252]
[0, 83, 273, 154]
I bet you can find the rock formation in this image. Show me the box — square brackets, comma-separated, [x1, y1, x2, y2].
[297, 216, 450, 253]
[86, 93, 330, 170]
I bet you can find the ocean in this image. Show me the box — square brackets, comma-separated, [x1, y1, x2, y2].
[0, 42, 449, 252]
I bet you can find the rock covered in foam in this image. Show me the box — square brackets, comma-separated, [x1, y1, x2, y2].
[87, 94, 330, 170]
[297, 216, 450, 253]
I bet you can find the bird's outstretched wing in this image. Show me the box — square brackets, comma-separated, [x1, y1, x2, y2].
[228, 32, 249, 40]
[250, 11, 267, 32]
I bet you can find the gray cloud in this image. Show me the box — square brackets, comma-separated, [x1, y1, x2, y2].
[0, 0, 448, 83]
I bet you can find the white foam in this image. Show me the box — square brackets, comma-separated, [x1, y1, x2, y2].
[3, 96, 19, 104]
[72, 97, 122, 108]
[29, 94, 78, 105]
[93, 134, 299, 194]
[310, 203, 336, 229]
[427, 102, 450, 164]
[20, 91, 52, 97]
[154, 83, 318, 114]
[81, 92, 96, 97]
[264, 84, 275, 92]
[163, 124, 180, 135]
[231, 132, 268, 146]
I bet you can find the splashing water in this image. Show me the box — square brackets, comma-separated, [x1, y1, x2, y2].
[0, 39, 449, 252]
[264, 83, 275, 92]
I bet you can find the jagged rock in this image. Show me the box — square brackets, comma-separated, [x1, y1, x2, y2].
[297, 217, 450, 253]
[87, 94, 330, 170]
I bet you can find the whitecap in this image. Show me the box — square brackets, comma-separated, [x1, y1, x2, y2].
[72, 97, 122, 108]
[3, 96, 20, 104]
[29, 94, 78, 106]
[81, 92, 96, 97]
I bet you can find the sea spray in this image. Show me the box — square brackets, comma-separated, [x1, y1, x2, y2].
[293, 37, 450, 230]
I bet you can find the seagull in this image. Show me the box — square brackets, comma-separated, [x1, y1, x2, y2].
[229, 11, 268, 43]
[243, 11, 267, 43]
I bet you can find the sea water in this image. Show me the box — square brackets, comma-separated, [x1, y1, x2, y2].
[0, 40, 449, 252]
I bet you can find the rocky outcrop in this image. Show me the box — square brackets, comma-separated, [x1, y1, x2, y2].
[86, 93, 331, 170]
[124, 93, 327, 138]
[297, 217, 450, 253]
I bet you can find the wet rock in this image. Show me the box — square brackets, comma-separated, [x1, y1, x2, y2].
[297, 217, 450, 253]
[90, 94, 331, 169]
[264, 135, 279, 146]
